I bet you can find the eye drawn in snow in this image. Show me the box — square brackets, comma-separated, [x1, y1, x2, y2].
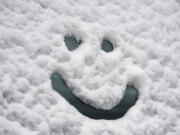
[50, 35, 139, 120]
[101, 39, 114, 53]
[64, 35, 82, 51]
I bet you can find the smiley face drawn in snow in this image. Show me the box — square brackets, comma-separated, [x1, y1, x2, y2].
[51, 35, 145, 120]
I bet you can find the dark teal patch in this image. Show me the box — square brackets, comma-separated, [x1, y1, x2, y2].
[51, 72, 139, 120]
[101, 39, 113, 52]
[64, 35, 81, 51]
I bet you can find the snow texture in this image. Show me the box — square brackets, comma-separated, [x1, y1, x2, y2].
[0, 0, 180, 134]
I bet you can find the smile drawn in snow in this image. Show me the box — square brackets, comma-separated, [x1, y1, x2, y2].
[51, 35, 139, 120]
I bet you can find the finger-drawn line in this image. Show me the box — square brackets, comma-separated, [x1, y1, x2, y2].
[51, 73, 139, 120]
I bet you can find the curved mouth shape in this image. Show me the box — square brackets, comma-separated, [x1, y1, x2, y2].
[51, 72, 139, 120]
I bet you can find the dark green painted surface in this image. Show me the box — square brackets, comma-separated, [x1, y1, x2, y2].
[101, 39, 113, 52]
[64, 35, 81, 51]
[51, 73, 139, 120]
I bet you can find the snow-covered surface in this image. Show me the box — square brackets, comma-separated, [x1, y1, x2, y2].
[0, 0, 180, 134]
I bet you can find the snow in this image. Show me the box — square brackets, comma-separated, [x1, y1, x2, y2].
[0, 0, 180, 134]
